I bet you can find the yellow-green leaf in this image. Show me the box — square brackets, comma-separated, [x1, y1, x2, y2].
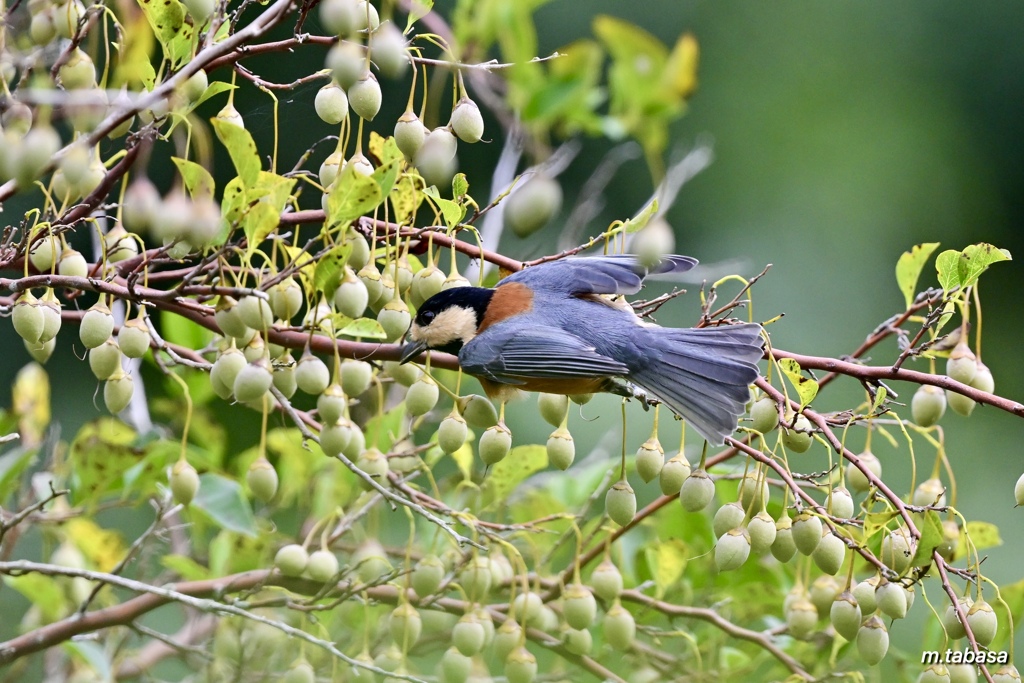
[66, 518, 127, 572]
[371, 136, 403, 199]
[404, 0, 432, 32]
[243, 201, 281, 255]
[910, 510, 944, 567]
[391, 174, 424, 225]
[422, 185, 464, 228]
[5, 573, 66, 622]
[192, 473, 257, 537]
[328, 164, 382, 226]
[778, 358, 818, 407]
[895, 242, 939, 309]
[963, 520, 1002, 553]
[622, 198, 658, 234]
[212, 118, 261, 188]
[452, 172, 469, 199]
[935, 249, 961, 292]
[171, 157, 215, 200]
[313, 241, 353, 294]
[137, 0, 186, 51]
[483, 444, 547, 505]
[69, 418, 140, 504]
[12, 362, 50, 447]
[647, 538, 687, 599]
[161, 554, 211, 581]
[957, 243, 1011, 289]
[338, 317, 387, 340]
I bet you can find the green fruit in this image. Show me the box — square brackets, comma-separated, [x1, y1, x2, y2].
[170, 459, 199, 505]
[348, 151, 374, 176]
[348, 73, 381, 120]
[438, 412, 468, 454]
[306, 549, 339, 582]
[938, 520, 960, 562]
[326, 41, 365, 89]
[439, 646, 471, 683]
[943, 598, 972, 640]
[845, 450, 882, 493]
[737, 473, 770, 510]
[37, 295, 60, 345]
[339, 358, 372, 397]
[635, 437, 664, 483]
[233, 358, 273, 403]
[913, 477, 947, 507]
[355, 447, 389, 488]
[505, 646, 537, 683]
[812, 530, 846, 575]
[370, 22, 408, 79]
[881, 526, 915, 575]
[912, 384, 947, 427]
[214, 297, 249, 339]
[659, 453, 691, 495]
[182, 69, 208, 104]
[1016, 472, 1024, 507]
[295, 353, 330, 395]
[246, 457, 279, 502]
[334, 267, 369, 318]
[417, 126, 458, 164]
[991, 666, 1021, 683]
[104, 370, 134, 413]
[269, 278, 303, 321]
[918, 664, 952, 683]
[89, 340, 122, 379]
[562, 583, 597, 630]
[460, 556, 493, 601]
[236, 295, 273, 330]
[536, 389, 569, 428]
[211, 347, 246, 395]
[457, 394, 498, 429]
[679, 468, 715, 511]
[749, 395, 779, 433]
[315, 81, 349, 124]
[747, 511, 777, 554]
[319, 150, 343, 187]
[562, 626, 593, 656]
[588, 559, 622, 602]
[450, 97, 484, 143]
[857, 615, 889, 665]
[29, 233, 61, 273]
[505, 174, 562, 238]
[353, 1, 379, 31]
[946, 341, 977, 384]
[80, 303, 115, 348]
[104, 225, 139, 263]
[58, 248, 88, 277]
[122, 178, 162, 233]
[966, 598, 997, 646]
[13, 295, 44, 343]
[511, 591, 545, 629]
[118, 317, 150, 358]
[492, 619, 522, 662]
[829, 486, 855, 519]
[319, 0, 358, 35]
[377, 299, 411, 342]
[771, 512, 797, 562]
[947, 390, 976, 417]
[853, 576, 880, 614]
[786, 598, 817, 640]
[25, 338, 56, 364]
[876, 580, 908, 619]
[606, 480, 637, 526]
[809, 575, 841, 615]
[411, 264, 445, 305]
[791, 512, 823, 555]
[546, 426, 575, 470]
[13, 126, 61, 188]
[389, 603, 422, 649]
[947, 664, 978, 683]
[441, 272, 470, 290]
[411, 554, 445, 597]
[715, 527, 751, 571]
[395, 110, 427, 160]
[59, 49, 95, 90]
[311, 383, 343, 424]
[284, 661, 315, 683]
[971, 361, 994, 393]
[830, 591, 862, 641]
[275, 544, 309, 577]
[341, 422, 365, 459]
[781, 414, 813, 452]
[352, 540, 391, 583]
[181, 0, 214, 22]
[713, 502, 745, 538]
[405, 377, 440, 417]
[602, 602, 635, 650]
[479, 423, 512, 465]
[452, 613, 486, 656]
[30, 10, 56, 45]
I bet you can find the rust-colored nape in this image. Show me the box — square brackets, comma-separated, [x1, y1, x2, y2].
[477, 282, 533, 332]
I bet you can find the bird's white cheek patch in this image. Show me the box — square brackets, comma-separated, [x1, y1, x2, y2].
[418, 306, 478, 348]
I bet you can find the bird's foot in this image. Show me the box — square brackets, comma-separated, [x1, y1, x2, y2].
[607, 379, 661, 411]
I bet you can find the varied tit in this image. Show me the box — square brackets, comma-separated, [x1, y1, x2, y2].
[400, 254, 763, 445]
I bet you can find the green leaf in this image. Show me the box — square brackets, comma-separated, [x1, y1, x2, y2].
[390, 174, 424, 225]
[963, 520, 1002, 553]
[870, 386, 887, 414]
[160, 308, 213, 350]
[242, 201, 281, 255]
[313, 241, 353, 295]
[863, 509, 899, 539]
[645, 538, 687, 599]
[483, 444, 547, 505]
[192, 473, 257, 537]
[935, 249, 961, 292]
[212, 118, 261, 187]
[404, 0, 432, 32]
[777, 358, 818, 407]
[957, 243, 1012, 289]
[338, 317, 387, 340]
[911, 510, 945, 566]
[622, 198, 658, 234]
[895, 242, 939, 309]
[370, 135, 403, 199]
[327, 164, 382, 226]
[63, 640, 112, 681]
[69, 418, 140, 504]
[162, 553, 211, 581]
[365, 403, 407, 453]
[137, 0, 186, 53]
[422, 186, 464, 228]
[192, 80, 235, 109]
[209, 528, 272, 576]
[171, 157, 215, 200]
[0, 445, 37, 503]
[452, 172, 469, 199]
[5, 573, 66, 622]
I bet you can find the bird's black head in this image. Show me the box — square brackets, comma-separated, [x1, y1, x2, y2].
[399, 286, 495, 362]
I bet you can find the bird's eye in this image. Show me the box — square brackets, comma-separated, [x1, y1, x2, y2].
[422, 310, 436, 324]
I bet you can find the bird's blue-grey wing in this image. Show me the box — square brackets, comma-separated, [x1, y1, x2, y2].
[503, 254, 697, 296]
[459, 324, 629, 384]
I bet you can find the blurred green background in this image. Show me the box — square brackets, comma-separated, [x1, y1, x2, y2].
[3, 0, 1023, 675]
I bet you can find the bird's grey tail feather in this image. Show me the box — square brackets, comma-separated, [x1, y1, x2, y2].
[629, 323, 763, 445]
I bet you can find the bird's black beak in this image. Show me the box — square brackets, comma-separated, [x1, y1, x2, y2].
[399, 340, 428, 364]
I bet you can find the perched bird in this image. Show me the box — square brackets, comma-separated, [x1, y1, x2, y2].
[400, 254, 763, 444]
